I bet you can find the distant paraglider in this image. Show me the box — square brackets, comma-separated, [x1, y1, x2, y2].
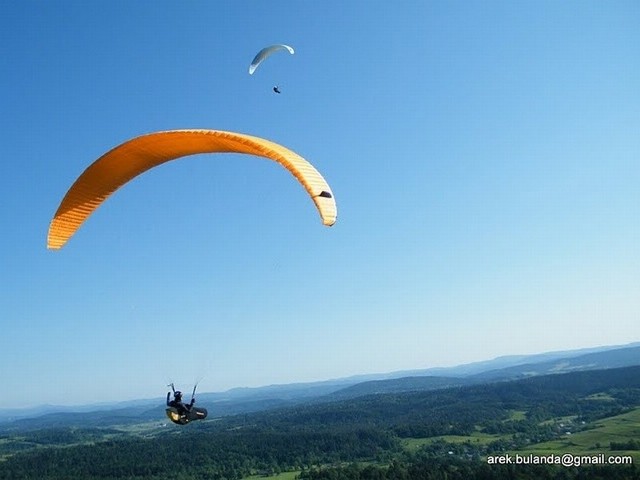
[47, 129, 337, 249]
[248, 44, 295, 75]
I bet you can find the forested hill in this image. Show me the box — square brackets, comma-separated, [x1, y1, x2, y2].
[470, 344, 640, 381]
[326, 376, 473, 400]
[206, 365, 640, 436]
[325, 345, 640, 400]
[1, 366, 639, 479]
[5, 343, 638, 429]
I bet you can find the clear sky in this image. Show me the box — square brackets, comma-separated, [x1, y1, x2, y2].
[1, 1, 639, 409]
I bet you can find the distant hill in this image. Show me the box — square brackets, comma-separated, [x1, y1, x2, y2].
[206, 364, 640, 436]
[0, 407, 154, 432]
[327, 376, 474, 400]
[325, 345, 640, 399]
[200, 341, 640, 404]
[470, 344, 640, 381]
[401, 342, 640, 378]
[3, 341, 638, 429]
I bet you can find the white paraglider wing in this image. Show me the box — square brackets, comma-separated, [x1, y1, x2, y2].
[249, 44, 295, 75]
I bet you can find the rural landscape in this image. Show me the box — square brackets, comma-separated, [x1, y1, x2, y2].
[3, 2, 639, 479]
[2, 343, 639, 479]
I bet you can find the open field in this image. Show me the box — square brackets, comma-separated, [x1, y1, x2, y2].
[512, 407, 640, 462]
[400, 407, 640, 463]
[402, 431, 505, 452]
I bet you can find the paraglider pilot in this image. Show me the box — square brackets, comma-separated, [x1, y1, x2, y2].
[167, 389, 195, 416]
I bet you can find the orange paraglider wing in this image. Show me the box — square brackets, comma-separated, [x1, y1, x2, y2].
[47, 129, 336, 249]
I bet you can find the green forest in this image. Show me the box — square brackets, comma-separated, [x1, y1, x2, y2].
[1, 366, 639, 479]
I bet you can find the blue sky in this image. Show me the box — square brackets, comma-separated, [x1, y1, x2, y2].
[1, 1, 639, 408]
